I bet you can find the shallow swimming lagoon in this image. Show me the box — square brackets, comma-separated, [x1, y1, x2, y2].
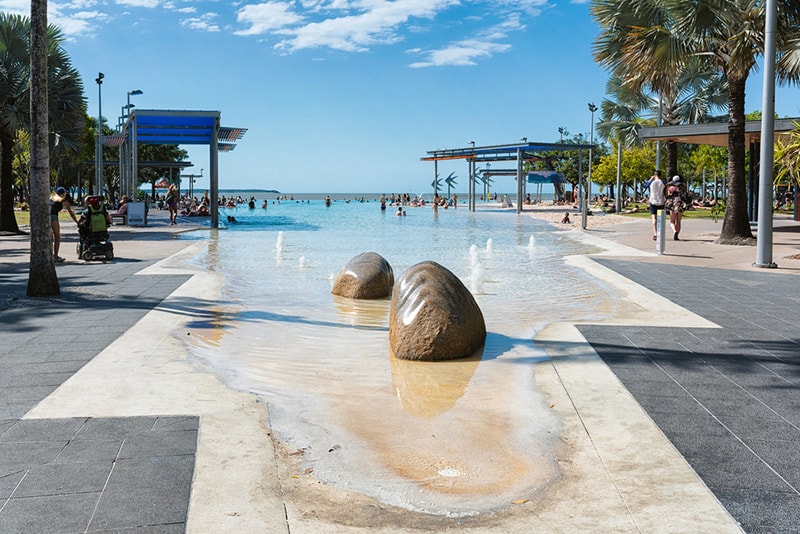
[183, 199, 623, 516]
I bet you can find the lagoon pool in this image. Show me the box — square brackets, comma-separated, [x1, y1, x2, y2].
[182, 200, 624, 515]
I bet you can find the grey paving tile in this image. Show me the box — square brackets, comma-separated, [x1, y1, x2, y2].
[712, 488, 800, 534]
[722, 416, 800, 443]
[54, 439, 123, 464]
[0, 441, 67, 471]
[0, 418, 86, 442]
[118, 430, 198, 459]
[106, 455, 195, 492]
[74, 417, 157, 440]
[2, 360, 86, 376]
[0, 402, 33, 420]
[11, 461, 112, 498]
[646, 410, 732, 437]
[0, 385, 57, 404]
[0, 492, 99, 533]
[0, 371, 77, 388]
[0, 469, 25, 499]
[90, 484, 191, 531]
[151, 416, 199, 432]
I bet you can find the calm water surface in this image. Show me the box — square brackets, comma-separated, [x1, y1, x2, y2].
[182, 200, 623, 515]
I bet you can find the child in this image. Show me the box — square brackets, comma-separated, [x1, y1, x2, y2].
[561, 212, 571, 224]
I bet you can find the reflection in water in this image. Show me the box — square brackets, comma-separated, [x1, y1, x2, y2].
[331, 294, 390, 327]
[390, 352, 481, 418]
[185, 307, 235, 348]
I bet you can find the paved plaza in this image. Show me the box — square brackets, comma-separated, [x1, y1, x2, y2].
[1, 208, 799, 532]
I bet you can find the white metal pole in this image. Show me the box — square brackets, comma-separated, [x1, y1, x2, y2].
[95, 73, 104, 195]
[755, 0, 777, 268]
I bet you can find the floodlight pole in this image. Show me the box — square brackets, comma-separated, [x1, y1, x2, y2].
[95, 72, 104, 195]
[755, 0, 777, 268]
[123, 90, 142, 198]
[578, 133, 586, 229]
[588, 103, 597, 209]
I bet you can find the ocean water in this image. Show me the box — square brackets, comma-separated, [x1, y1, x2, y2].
[182, 200, 623, 515]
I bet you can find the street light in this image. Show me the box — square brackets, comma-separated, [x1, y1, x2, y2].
[120, 104, 135, 128]
[95, 72, 104, 195]
[127, 89, 143, 110]
[122, 90, 142, 198]
[587, 102, 597, 207]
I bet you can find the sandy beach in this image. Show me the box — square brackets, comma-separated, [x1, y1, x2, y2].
[517, 202, 632, 228]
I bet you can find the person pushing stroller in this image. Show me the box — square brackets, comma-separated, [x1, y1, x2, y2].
[77, 196, 114, 261]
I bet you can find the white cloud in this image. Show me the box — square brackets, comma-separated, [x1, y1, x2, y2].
[116, 0, 161, 8]
[181, 12, 222, 32]
[235, 2, 304, 36]
[409, 38, 510, 68]
[64, 0, 100, 9]
[273, 0, 458, 52]
[174, 6, 197, 13]
[48, 2, 107, 36]
[0, 0, 29, 16]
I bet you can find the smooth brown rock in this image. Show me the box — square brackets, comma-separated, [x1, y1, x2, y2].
[389, 261, 486, 361]
[331, 252, 394, 299]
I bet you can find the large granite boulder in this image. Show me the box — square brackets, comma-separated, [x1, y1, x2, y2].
[331, 252, 394, 299]
[390, 261, 486, 361]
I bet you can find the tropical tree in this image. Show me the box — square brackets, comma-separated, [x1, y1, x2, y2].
[0, 13, 86, 234]
[593, 142, 658, 199]
[137, 144, 189, 197]
[689, 144, 727, 198]
[28, 0, 60, 295]
[592, 0, 800, 244]
[774, 122, 800, 187]
[593, 2, 718, 175]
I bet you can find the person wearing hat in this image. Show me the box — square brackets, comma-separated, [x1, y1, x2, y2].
[666, 175, 688, 240]
[50, 186, 79, 262]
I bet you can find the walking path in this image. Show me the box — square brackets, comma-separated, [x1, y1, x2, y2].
[0, 208, 798, 532]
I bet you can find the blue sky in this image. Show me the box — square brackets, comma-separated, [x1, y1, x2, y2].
[4, 0, 800, 193]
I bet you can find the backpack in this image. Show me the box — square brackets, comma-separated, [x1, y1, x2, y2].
[88, 204, 108, 233]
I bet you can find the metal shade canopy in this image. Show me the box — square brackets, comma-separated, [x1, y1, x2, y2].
[116, 109, 247, 228]
[422, 141, 593, 213]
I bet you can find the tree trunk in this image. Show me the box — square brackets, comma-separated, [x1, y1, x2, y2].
[665, 140, 678, 179]
[718, 76, 755, 244]
[27, 0, 60, 297]
[0, 135, 22, 234]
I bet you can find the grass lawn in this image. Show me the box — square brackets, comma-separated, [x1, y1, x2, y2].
[14, 210, 74, 227]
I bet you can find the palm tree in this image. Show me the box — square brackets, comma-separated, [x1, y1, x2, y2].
[677, 0, 800, 243]
[28, 0, 59, 296]
[0, 13, 86, 234]
[774, 122, 800, 191]
[593, 1, 728, 175]
[592, 0, 800, 244]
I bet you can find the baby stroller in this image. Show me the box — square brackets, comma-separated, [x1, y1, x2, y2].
[77, 196, 114, 261]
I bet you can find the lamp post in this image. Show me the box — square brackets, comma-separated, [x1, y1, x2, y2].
[755, 0, 777, 268]
[588, 102, 597, 206]
[127, 89, 143, 111]
[578, 133, 586, 229]
[122, 91, 142, 199]
[95, 72, 104, 195]
[119, 104, 135, 130]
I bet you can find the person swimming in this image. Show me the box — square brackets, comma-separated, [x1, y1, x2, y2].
[226, 215, 237, 223]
